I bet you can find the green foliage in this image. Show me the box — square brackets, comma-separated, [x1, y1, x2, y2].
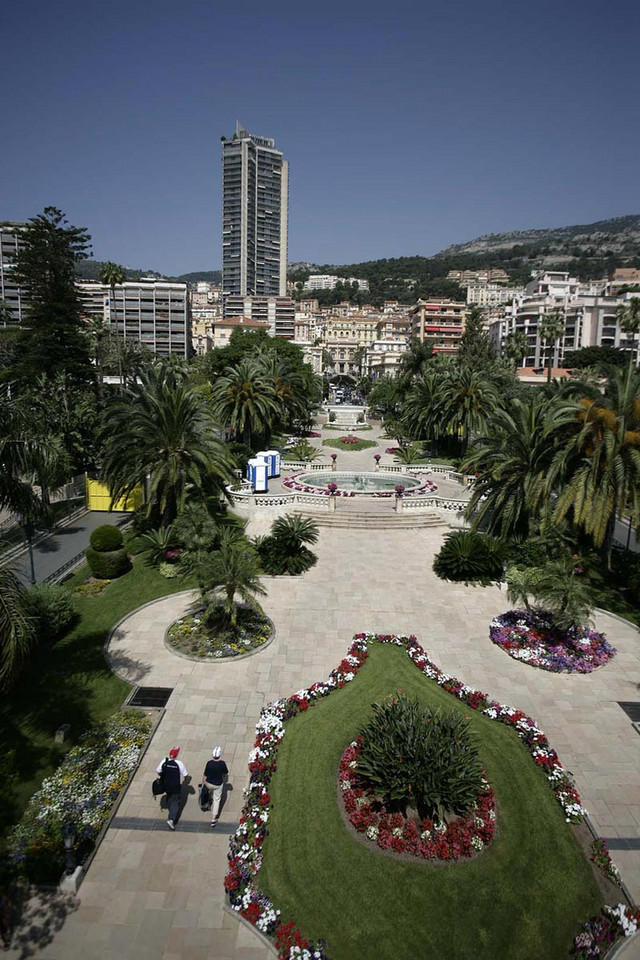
[433, 531, 508, 585]
[289, 439, 321, 462]
[323, 436, 377, 452]
[189, 529, 266, 627]
[456, 307, 496, 371]
[256, 515, 319, 576]
[356, 693, 484, 822]
[0, 567, 36, 691]
[84, 546, 131, 580]
[140, 525, 176, 565]
[22, 585, 75, 644]
[89, 524, 124, 551]
[394, 443, 422, 464]
[506, 560, 594, 633]
[564, 345, 627, 372]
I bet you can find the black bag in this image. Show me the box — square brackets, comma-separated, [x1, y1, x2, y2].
[199, 785, 212, 812]
[161, 758, 181, 792]
[152, 777, 165, 797]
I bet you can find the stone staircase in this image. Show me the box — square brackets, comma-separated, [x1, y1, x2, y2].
[312, 511, 445, 529]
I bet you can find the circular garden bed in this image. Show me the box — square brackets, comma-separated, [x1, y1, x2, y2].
[339, 736, 496, 860]
[167, 604, 273, 660]
[490, 610, 616, 673]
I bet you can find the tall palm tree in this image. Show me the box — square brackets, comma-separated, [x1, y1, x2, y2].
[617, 297, 640, 372]
[99, 262, 127, 390]
[462, 397, 562, 539]
[539, 311, 566, 384]
[439, 367, 499, 453]
[504, 331, 529, 371]
[550, 367, 640, 564]
[210, 359, 279, 448]
[403, 371, 443, 448]
[0, 567, 35, 690]
[101, 365, 234, 523]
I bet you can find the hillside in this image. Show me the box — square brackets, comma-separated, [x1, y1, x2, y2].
[75, 261, 221, 285]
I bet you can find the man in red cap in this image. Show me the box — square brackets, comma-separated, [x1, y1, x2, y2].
[156, 747, 188, 830]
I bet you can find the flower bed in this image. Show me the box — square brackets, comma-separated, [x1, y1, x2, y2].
[572, 904, 640, 958]
[323, 437, 378, 452]
[283, 474, 356, 497]
[590, 838, 622, 887]
[339, 737, 496, 859]
[226, 632, 605, 957]
[490, 610, 616, 674]
[7, 710, 151, 883]
[167, 606, 272, 659]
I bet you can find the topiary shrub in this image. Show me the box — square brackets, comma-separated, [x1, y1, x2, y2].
[22, 585, 76, 644]
[89, 525, 124, 551]
[85, 546, 131, 580]
[356, 693, 483, 822]
[433, 530, 508, 585]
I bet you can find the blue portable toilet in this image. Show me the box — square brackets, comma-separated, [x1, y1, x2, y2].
[265, 449, 281, 477]
[247, 457, 268, 493]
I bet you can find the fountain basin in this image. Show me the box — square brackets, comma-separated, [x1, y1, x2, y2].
[284, 471, 437, 495]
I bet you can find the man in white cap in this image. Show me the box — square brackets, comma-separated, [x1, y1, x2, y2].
[201, 746, 228, 827]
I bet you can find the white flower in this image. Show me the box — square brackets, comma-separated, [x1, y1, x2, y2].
[392, 827, 403, 838]
[366, 825, 379, 841]
[471, 836, 484, 851]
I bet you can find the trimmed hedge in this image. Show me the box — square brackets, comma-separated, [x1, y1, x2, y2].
[85, 546, 131, 580]
[90, 524, 124, 551]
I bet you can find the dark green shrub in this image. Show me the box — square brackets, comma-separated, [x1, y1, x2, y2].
[85, 546, 131, 579]
[89, 524, 124, 551]
[356, 693, 483, 821]
[433, 530, 508, 585]
[23, 585, 76, 643]
[255, 515, 319, 575]
[228, 441, 254, 468]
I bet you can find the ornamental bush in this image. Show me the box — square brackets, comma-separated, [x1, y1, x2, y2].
[85, 545, 131, 579]
[433, 530, 508, 585]
[22, 584, 76, 644]
[355, 693, 483, 822]
[89, 524, 124, 551]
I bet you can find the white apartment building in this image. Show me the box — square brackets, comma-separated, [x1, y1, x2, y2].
[0, 221, 26, 325]
[223, 294, 295, 339]
[78, 279, 190, 357]
[364, 340, 407, 379]
[466, 283, 524, 308]
[303, 274, 370, 292]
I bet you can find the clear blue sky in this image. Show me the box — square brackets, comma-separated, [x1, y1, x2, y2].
[2, 0, 639, 275]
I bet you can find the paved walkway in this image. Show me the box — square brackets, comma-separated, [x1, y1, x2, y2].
[10, 511, 129, 585]
[8, 426, 640, 960]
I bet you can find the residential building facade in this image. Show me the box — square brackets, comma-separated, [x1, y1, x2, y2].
[222, 123, 289, 297]
[303, 274, 370, 292]
[409, 299, 466, 354]
[223, 294, 295, 339]
[0, 221, 26, 325]
[78, 279, 191, 357]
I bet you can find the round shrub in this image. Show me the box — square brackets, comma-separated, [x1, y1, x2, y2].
[22, 585, 75, 644]
[89, 524, 124, 552]
[85, 546, 131, 580]
[433, 530, 508, 585]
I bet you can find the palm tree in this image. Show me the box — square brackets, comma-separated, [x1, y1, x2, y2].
[99, 262, 126, 390]
[617, 297, 640, 372]
[210, 359, 279, 448]
[506, 560, 593, 634]
[550, 367, 640, 564]
[0, 567, 35, 690]
[101, 365, 234, 524]
[539, 311, 566, 384]
[256, 514, 319, 575]
[462, 397, 561, 539]
[200, 530, 266, 628]
[403, 372, 443, 449]
[439, 368, 499, 453]
[504, 331, 529, 371]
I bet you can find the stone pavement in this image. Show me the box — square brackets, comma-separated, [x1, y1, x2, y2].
[12, 518, 640, 960]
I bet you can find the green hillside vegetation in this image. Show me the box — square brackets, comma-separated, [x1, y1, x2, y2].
[75, 261, 221, 285]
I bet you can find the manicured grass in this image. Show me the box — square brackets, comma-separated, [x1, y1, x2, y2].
[1, 556, 193, 837]
[259, 643, 601, 960]
[323, 437, 378, 452]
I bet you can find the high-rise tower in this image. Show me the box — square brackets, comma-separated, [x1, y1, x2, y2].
[222, 122, 289, 298]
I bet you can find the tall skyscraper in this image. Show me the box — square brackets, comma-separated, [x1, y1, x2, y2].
[222, 122, 289, 298]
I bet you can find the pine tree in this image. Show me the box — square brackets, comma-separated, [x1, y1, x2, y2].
[13, 207, 94, 384]
[456, 307, 496, 371]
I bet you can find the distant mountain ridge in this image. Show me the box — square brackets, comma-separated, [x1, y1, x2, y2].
[75, 261, 221, 285]
[435, 215, 640, 258]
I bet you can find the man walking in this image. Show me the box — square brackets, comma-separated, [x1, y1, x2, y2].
[157, 746, 187, 830]
[201, 745, 228, 827]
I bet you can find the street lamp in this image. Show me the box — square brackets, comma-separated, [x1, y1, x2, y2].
[61, 822, 77, 876]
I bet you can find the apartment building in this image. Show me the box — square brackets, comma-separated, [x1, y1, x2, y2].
[303, 274, 370, 292]
[608, 268, 640, 296]
[364, 340, 407, 379]
[466, 283, 524, 308]
[0, 221, 26, 325]
[447, 268, 510, 286]
[222, 123, 288, 297]
[78, 279, 190, 357]
[210, 315, 269, 349]
[409, 299, 466, 354]
[223, 294, 295, 339]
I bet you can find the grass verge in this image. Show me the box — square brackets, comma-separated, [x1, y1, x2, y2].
[259, 642, 601, 960]
[322, 437, 378, 452]
[1, 556, 193, 838]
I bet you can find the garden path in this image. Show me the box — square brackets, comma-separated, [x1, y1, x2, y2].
[15, 518, 640, 960]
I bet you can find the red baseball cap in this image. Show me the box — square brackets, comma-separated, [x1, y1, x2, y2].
[169, 747, 180, 759]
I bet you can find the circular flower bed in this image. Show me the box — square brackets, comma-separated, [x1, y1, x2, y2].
[339, 736, 496, 860]
[167, 605, 272, 659]
[490, 610, 616, 674]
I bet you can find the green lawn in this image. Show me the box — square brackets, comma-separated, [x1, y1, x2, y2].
[1, 556, 193, 837]
[322, 437, 378, 452]
[259, 643, 601, 960]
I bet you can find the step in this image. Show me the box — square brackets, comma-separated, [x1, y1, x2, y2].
[313, 513, 445, 529]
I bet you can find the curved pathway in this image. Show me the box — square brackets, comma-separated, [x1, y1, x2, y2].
[20, 518, 640, 960]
